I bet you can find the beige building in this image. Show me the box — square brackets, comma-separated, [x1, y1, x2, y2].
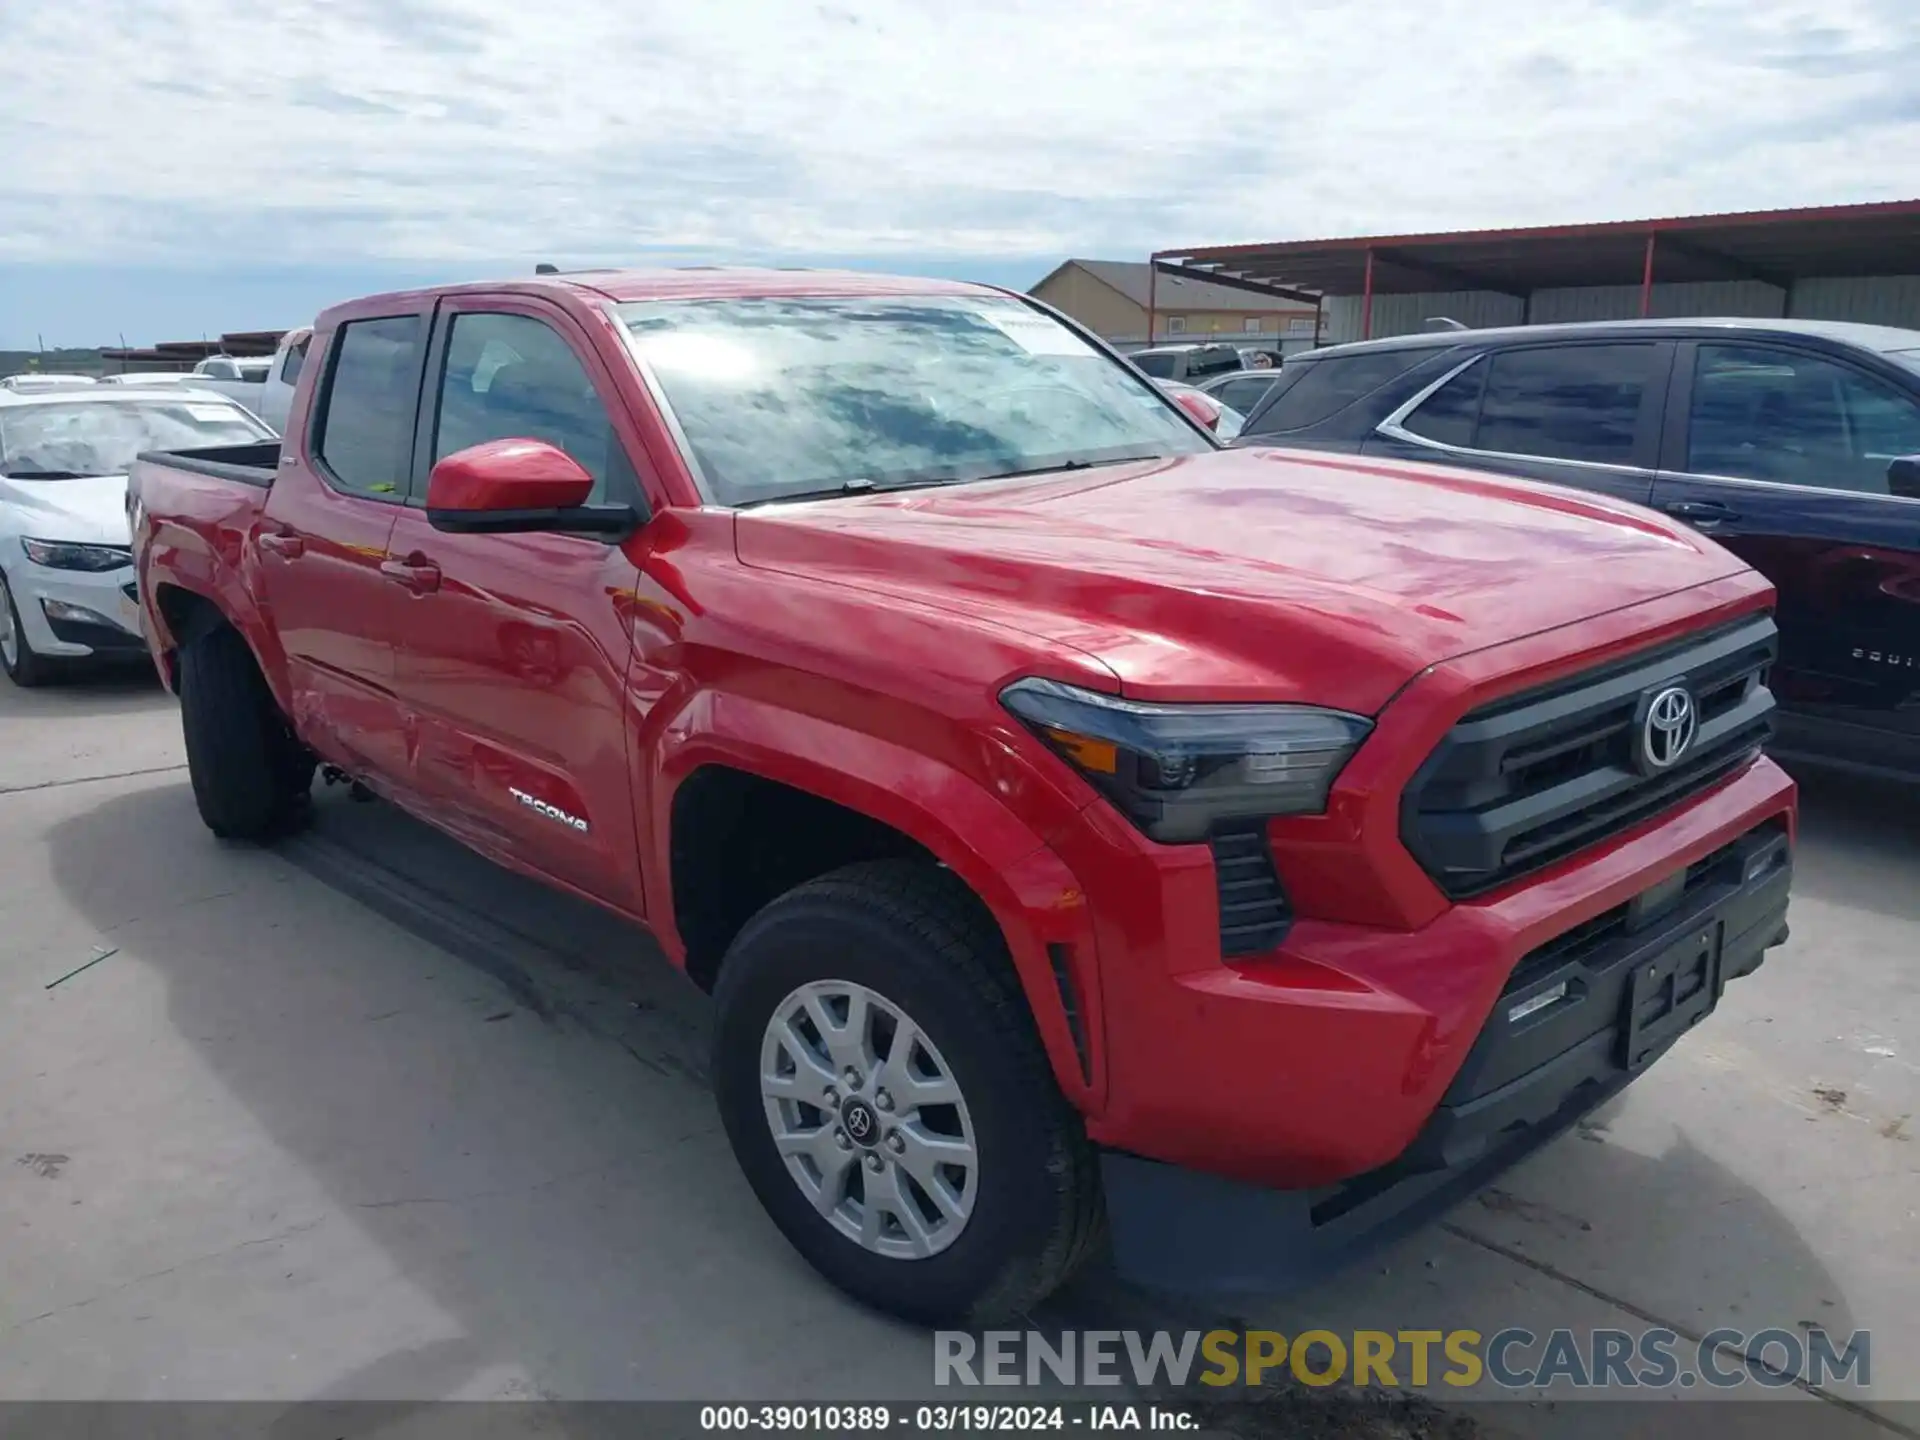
[1029, 259, 1323, 349]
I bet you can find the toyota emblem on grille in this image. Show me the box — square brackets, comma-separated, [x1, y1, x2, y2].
[1641, 685, 1697, 771]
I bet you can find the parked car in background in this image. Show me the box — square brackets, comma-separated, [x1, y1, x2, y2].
[1234, 317, 1920, 782]
[101, 372, 212, 387]
[184, 354, 273, 416]
[0, 386, 272, 684]
[1126, 342, 1244, 383]
[129, 268, 1793, 1321]
[1156, 379, 1246, 439]
[1, 374, 98, 392]
[257, 326, 313, 433]
[1201, 367, 1285, 417]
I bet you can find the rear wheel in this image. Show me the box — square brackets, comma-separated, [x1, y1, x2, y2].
[712, 860, 1104, 1325]
[0, 570, 53, 687]
[178, 624, 313, 839]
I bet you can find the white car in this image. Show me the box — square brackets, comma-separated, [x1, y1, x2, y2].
[0, 386, 273, 685]
[1, 374, 98, 392]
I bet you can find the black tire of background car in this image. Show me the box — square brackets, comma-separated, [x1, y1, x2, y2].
[0, 570, 53, 687]
[178, 624, 315, 839]
[711, 859, 1106, 1326]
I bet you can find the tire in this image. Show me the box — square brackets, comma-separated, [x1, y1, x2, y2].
[178, 624, 314, 840]
[0, 569, 53, 687]
[712, 860, 1104, 1325]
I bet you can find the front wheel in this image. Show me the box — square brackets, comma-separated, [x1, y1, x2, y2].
[0, 569, 53, 687]
[712, 861, 1104, 1325]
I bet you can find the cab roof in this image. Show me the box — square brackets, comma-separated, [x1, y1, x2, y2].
[325, 267, 1008, 322]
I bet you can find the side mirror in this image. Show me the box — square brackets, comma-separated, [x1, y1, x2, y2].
[425, 439, 637, 537]
[1171, 389, 1222, 432]
[1889, 455, 1920, 500]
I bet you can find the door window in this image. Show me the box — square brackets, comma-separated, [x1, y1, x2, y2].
[1470, 344, 1658, 465]
[280, 335, 310, 385]
[314, 315, 425, 499]
[1688, 344, 1920, 495]
[432, 312, 618, 502]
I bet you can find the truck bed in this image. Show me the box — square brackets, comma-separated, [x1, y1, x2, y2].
[133, 440, 281, 489]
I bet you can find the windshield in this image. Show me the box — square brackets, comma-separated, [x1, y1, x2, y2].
[0, 398, 269, 478]
[614, 295, 1210, 505]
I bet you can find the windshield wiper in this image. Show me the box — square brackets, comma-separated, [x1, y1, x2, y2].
[974, 452, 1171, 482]
[0, 469, 102, 480]
[740, 476, 960, 508]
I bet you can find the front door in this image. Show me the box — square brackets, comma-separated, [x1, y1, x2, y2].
[255, 311, 427, 779]
[1650, 339, 1920, 776]
[381, 299, 646, 912]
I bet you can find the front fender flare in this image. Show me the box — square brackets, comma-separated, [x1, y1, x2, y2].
[647, 693, 1106, 1113]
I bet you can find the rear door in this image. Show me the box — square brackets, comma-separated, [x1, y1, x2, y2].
[380, 295, 649, 911]
[1650, 339, 1920, 774]
[1366, 339, 1673, 506]
[256, 311, 427, 779]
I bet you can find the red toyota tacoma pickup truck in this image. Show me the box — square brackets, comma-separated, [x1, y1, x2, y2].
[128, 270, 1795, 1324]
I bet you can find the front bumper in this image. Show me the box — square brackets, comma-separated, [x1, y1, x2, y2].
[9, 564, 143, 658]
[1100, 810, 1792, 1294]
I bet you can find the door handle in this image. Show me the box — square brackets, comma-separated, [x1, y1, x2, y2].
[1662, 499, 1739, 526]
[258, 530, 305, 558]
[379, 557, 442, 594]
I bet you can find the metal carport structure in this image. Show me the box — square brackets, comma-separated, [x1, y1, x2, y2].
[1150, 199, 1920, 344]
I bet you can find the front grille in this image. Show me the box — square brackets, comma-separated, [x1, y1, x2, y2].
[1211, 826, 1292, 957]
[1402, 615, 1777, 899]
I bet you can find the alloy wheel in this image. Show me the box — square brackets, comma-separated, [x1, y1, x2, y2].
[759, 979, 978, 1260]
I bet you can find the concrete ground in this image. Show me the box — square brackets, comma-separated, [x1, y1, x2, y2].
[1, 668, 1914, 1437]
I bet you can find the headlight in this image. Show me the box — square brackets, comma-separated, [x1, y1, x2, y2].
[21, 539, 133, 572]
[1001, 677, 1372, 844]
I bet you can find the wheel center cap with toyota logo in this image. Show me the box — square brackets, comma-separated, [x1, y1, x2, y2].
[841, 1097, 880, 1147]
[1638, 684, 1698, 773]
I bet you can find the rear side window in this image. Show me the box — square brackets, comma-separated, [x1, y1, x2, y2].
[1130, 351, 1178, 379]
[1186, 348, 1243, 379]
[1401, 359, 1488, 446]
[314, 316, 424, 499]
[1472, 344, 1658, 465]
[1214, 375, 1280, 413]
[1244, 349, 1428, 433]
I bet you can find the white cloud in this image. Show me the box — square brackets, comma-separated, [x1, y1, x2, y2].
[0, 0, 1916, 266]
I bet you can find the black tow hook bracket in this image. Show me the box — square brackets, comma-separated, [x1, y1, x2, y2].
[320, 765, 377, 803]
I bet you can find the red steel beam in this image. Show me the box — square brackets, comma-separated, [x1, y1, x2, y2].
[1640, 232, 1656, 317]
[1361, 248, 1375, 339]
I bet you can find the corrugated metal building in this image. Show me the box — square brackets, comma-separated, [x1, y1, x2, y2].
[1150, 201, 1920, 346]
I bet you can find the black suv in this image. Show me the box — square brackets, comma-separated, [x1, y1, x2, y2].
[1234, 318, 1920, 782]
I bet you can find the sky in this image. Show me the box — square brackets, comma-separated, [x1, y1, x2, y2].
[1, 0, 1917, 348]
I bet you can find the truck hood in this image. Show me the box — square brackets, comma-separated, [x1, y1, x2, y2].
[733, 446, 1750, 714]
[0, 473, 132, 547]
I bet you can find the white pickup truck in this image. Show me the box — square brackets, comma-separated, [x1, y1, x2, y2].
[180, 355, 272, 417]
